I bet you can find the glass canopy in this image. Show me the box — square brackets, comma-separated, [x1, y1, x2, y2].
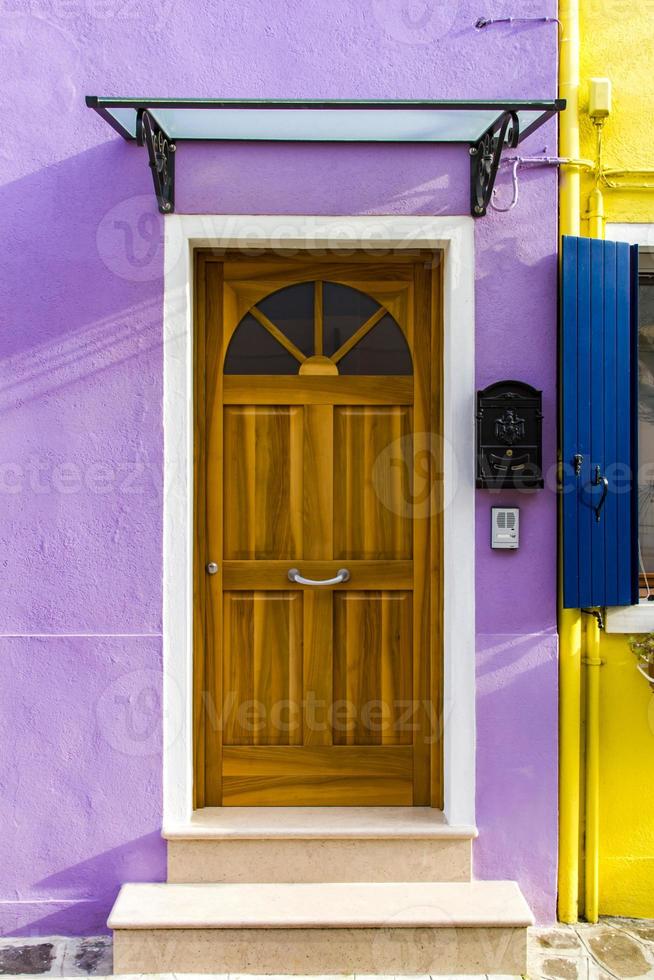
[87, 97, 563, 144]
[85, 97, 565, 217]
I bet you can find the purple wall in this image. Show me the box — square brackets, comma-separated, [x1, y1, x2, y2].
[0, 0, 558, 933]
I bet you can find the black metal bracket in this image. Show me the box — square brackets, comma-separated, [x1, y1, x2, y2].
[470, 111, 520, 217]
[136, 109, 176, 214]
[581, 607, 605, 631]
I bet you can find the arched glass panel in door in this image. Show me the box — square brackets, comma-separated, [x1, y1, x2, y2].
[223, 281, 412, 375]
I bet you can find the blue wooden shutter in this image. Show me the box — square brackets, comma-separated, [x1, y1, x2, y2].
[562, 236, 639, 608]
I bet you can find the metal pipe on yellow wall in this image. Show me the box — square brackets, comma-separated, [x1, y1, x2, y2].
[586, 122, 606, 239]
[584, 615, 602, 922]
[602, 170, 654, 190]
[558, 0, 582, 925]
[587, 187, 605, 240]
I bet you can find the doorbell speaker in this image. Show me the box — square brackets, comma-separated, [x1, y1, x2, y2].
[491, 506, 519, 549]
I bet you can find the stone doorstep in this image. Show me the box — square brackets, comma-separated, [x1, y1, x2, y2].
[108, 881, 532, 976]
[112, 926, 528, 976]
[108, 881, 533, 930]
[166, 836, 473, 885]
[162, 806, 478, 841]
[164, 808, 477, 886]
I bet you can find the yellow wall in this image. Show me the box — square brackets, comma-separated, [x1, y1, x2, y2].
[597, 635, 654, 916]
[579, 0, 654, 231]
[577, 0, 654, 918]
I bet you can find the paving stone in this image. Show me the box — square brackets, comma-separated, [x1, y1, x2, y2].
[0, 944, 55, 975]
[625, 923, 654, 944]
[71, 938, 112, 976]
[541, 956, 580, 979]
[535, 928, 583, 951]
[587, 928, 653, 978]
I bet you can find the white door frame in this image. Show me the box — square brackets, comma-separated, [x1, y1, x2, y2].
[161, 215, 476, 830]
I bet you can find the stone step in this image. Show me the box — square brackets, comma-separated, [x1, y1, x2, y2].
[109, 880, 533, 975]
[164, 806, 475, 883]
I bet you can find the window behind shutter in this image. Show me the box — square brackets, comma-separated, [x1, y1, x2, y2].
[561, 236, 639, 609]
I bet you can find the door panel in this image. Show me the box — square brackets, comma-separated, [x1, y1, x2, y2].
[334, 406, 413, 560]
[223, 406, 302, 560]
[222, 591, 303, 746]
[333, 591, 413, 746]
[222, 746, 413, 806]
[196, 254, 442, 807]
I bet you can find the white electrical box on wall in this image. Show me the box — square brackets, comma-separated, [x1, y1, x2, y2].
[491, 506, 519, 549]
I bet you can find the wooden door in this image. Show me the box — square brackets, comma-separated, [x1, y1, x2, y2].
[194, 254, 442, 806]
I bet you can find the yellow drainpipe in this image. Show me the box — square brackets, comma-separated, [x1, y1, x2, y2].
[558, 0, 582, 925]
[584, 613, 602, 922]
[582, 109, 606, 923]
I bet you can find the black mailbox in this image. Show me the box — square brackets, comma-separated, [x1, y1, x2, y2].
[476, 381, 543, 489]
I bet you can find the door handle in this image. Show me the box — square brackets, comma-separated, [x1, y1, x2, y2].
[592, 464, 609, 523]
[288, 568, 351, 586]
